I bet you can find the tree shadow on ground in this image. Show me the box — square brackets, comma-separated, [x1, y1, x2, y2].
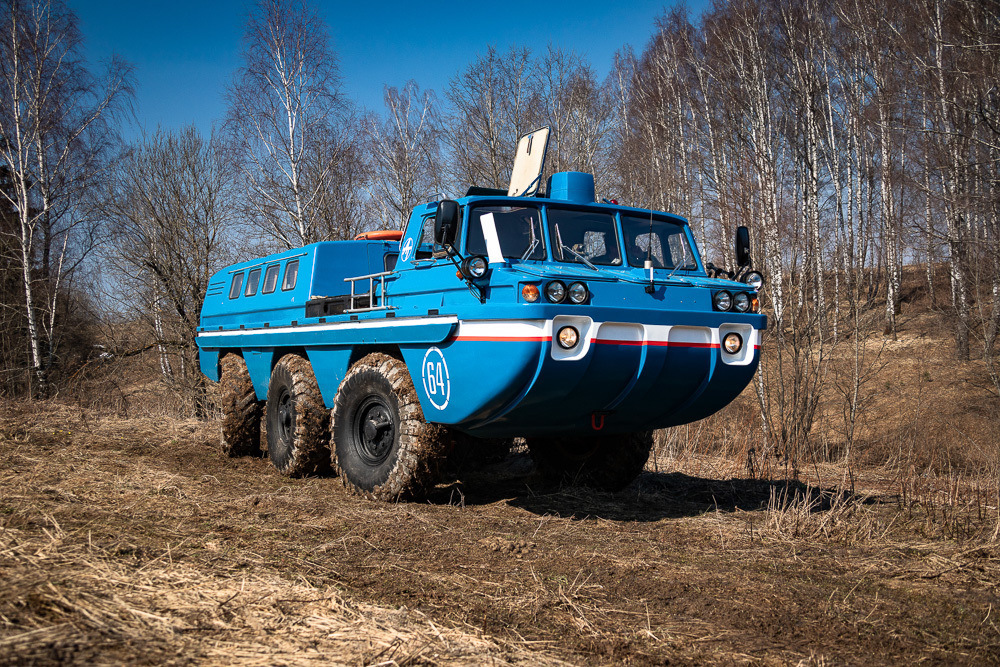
[428, 453, 874, 522]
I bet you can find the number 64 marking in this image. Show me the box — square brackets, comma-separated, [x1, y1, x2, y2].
[421, 347, 450, 410]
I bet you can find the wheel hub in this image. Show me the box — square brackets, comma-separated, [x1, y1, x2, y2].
[276, 388, 294, 441]
[355, 398, 394, 466]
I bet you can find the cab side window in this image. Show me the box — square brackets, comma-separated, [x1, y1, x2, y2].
[418, 212, 457, 259]
[417, 215, 436, 259]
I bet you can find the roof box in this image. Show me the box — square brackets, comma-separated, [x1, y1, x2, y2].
[547, 172, 595, 204]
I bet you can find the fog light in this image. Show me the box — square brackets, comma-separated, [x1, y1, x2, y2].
[733, 292, 750, 313]
[522, 284, 540, 302]
[545, 280, 566, 303]
[723, 332, 743, 354]
[713, 290, 732, 311]
[557, 326, 579, 349]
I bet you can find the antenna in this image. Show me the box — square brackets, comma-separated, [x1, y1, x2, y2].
[508, 127, 550, 197]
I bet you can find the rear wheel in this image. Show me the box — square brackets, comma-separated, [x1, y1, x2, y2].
[219, 354, 262, 457]
[526, 431, 653, 491]
[332, 353, 450, 500]
[265, 354, 331, 476]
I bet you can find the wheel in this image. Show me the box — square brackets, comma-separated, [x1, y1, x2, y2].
[219, 354, 263, 457]
[265, 354, 331, 476]
[526, 431, 654, 491]
[332, 353, 450, 500]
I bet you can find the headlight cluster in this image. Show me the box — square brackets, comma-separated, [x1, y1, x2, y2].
[713, 290, 759, 313]
[530, 280, 589, 304]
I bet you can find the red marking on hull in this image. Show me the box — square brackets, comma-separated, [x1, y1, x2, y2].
[594, 339, 720, 349]
[453, 336, 551, 342]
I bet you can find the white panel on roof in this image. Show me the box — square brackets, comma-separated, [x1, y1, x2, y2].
[507, 127, 550, 197]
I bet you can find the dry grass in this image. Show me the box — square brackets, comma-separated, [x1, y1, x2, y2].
[0, 520, 562, 666]
[3, 402, 1000, 664]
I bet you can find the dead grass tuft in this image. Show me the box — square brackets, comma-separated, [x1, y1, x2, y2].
[0, 513, 566, 666]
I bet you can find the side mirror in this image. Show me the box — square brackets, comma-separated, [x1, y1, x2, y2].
[435, 200, 460, 250]
[735, 226, 750, 268]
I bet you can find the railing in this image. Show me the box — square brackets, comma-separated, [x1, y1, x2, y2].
[344, 271, 397, 313]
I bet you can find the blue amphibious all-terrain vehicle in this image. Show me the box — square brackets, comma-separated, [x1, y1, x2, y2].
[196, 129, 767, 500]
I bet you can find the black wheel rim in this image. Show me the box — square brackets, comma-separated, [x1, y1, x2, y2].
[276, 386, 294, 444]
[353, 395, 395, 466]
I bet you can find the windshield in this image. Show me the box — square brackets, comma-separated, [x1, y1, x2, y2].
[547, 208, 622, 266]
[467, 205, 545, 260]
[621, 214, 698, 270]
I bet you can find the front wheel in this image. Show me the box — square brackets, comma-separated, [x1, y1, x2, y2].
[526, 431, 654, 491]
[332, 353, 450, 501]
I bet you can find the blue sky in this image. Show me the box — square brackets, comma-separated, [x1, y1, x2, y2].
[72, 0, 709, 140]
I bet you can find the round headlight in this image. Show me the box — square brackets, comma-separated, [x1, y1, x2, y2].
[723, 332, 743, 354]
[522, 284, 540, 303]
[557, 326, 579, 349]
[733, 292, 750, 313]
[545, 280, 566, 303]
[713, 290, 732, 311]
[743, 271, 764, 290]
[462, 255, 489, 279]
[568, 281, 589, 305]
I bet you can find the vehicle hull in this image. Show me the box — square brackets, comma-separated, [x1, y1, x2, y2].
[198, 312, 763, 438]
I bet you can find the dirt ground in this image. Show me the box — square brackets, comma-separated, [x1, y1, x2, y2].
[1, 402, 998, 666]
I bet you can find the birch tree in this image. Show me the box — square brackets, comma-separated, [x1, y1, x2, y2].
[0, 0, 132, 397]
[226, 0, 357, 248]
[366, 81, 441, 228]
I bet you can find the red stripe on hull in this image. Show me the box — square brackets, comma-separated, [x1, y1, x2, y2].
[453, 336, 551, 342]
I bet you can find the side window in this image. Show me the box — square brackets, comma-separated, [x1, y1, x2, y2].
[417, 215, 436, 259]
[282, 260, 299, 291]
[262, 264, 280, 294]
[384, 253, 398, 272]
[229, 272, 244, 300]
[244, 268, 261, 296]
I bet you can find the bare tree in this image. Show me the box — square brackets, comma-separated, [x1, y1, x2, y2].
[103, 127, 237, 415]
[366, 81, 442, 229]
[0, 0, 132, 397]
[538, 46, 613, 188]
[445, 45, 542, 191]
[225, 0, 359, 247]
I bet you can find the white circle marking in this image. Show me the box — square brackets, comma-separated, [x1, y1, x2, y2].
[421, 346, 450, 410]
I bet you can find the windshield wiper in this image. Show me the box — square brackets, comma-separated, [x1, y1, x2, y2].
[554, 224, 598, 271]
[520, 220, 539, 261]
[664, 263, 698, 281]
[561, 244, 598, 270]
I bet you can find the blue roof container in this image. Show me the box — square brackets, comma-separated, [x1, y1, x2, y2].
[547, 171, 595, 204]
